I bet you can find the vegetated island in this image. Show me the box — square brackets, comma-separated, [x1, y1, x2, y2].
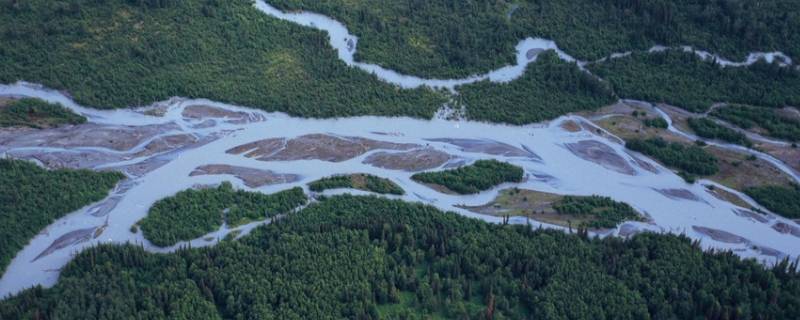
[711, 104, 800, 142]
[687, 117, 752, 148]
[411, 159, 523, 194]
[744, 184, 800, 220]
[0, 98, 86, 129]
[308, 173, 404, 195]
[461, 188, 643, 229]
[0, 159, 124, 275]
[625, 137, 718, 182]
[138, 182, 307, 247]
[2, 195, 799, 319]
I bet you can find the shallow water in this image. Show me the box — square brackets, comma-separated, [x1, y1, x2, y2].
[2, 83, 800, 298]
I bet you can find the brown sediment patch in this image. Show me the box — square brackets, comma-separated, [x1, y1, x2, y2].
[627, 152, 658, 173]
[566, 140, 636, 175]
[11, 150, 126, 170]
[733, 209, 770, 223]
[655, 188, 703, 202]
[33, 226, 97, 261]
[753, 245, 785, 258]
[363, 148, 452, 172]
[133, 134, 198, 158]
[427, 138, 540, 159]
[758, 143, 800, 173]
[526, 48, 543, 60]
[227, 134, 417, 163]
[560, 120, 581, 132]
[110, 157, 171, 178]
[692, 226, 748, 244]
[0, 122, 180, 152]
[704, 186, 750, 209]
[182, 105, 253, 122]
[772, 222, 800, 238]
[708, 146, 795, 190]
[190, 164, 300, 188]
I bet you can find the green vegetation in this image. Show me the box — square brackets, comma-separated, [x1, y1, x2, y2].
[687, 117, 752, 147]
[745, 184, 800, 219]
[0, 159, 123, 274]
[271, 0, 800, 78]
[0, 0, 445, 118]
[3, 195, 800, 319]
[626, 137, 719, 179]
[642, 117, 668, 129]
[711, 105, 800, 142]
[308, 173, 404, 195]
[590, 50, 800, 112]
[139, 182, 306, 247]
[553, 195, 641, 229]
[0, 98, 86, 128]
[457, 51, 616, 124]
[412, 160, 523, 194]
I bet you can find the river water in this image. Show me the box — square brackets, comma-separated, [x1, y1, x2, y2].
[1, 82, 799, 298]
[1, 0, 799, 299]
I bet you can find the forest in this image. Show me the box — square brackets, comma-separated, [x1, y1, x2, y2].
[0, 159, 124, 275]
[642, 117, 667, 129]
[138, 182, 307, 247]
[0, 98, 86, 129]
[411, 160, 523, 194]
[456, 51, 616, 124]
[2, 195, 799, 319]
[270, 0, 800, 78]
[745, 184, 800, 219]
[553, 195, 642, 229]
[308, 173, 404, 195]
[0, 0, 446, 119]
[590, 50, 800, 113]
[687, 117, 752, 147]
[625, 137, 719, 179]
[711, 105, 800, 142]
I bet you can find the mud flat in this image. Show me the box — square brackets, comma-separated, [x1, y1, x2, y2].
[773, 222, 800, 238]
[190, 164, 300, 188]
[692, 226, 748, 244]
[226, 134, 416, 162]
[565, 140, 636, 175]
[656, 188, 705, 203]
[363, 148, 453, 171]
[427, 138, 540, 159]
[182, 105, 264, 124]
[0, 122, 180, 152]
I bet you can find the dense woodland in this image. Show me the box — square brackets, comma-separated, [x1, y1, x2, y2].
[642, 117, 668, 129]
[2, 195, 799, 319]
[711, 105, 800, 142]
[309, 174, 404, 195]
[411, 160, 523, 195]
[687, 117, 752, 147]
[0, 0, 446, 118]
[271, 0, 800, 78]
[590, 50, 800, 113]
[139, 182, 307, 247]
[745, 184, 800, 219]
[0, 98, 86, 128]
[553, 195, 641, 229]
[457, 52, 616, 124]
[626, 137, 719, 179]
[0, 159, 124, 275]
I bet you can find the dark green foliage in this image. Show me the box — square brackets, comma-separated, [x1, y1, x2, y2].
[688, 117, 752, 147]
[711, 105, 800, 142]
[0, 0, 445, 118]
[553, 195, 641, 229]
[3, 195, 800, 319]
[591, 51, 800, 112]
[626, 137, 719, 177]
[0, 98, 86, 128]
[0, 159, 123, 275]
[642, 117, 668, 129]
[745, 184, 800, 219]
[308, 173, 404, 195]
[457, 51, 616, 124]
[270, 0, 800, 79]
[411, 160, 523, 194]
[139, 182, 307, 247]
